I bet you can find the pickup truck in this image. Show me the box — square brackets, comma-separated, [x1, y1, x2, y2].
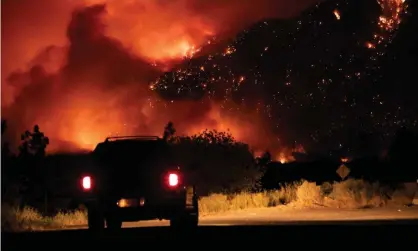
[77, 136, 199, 230]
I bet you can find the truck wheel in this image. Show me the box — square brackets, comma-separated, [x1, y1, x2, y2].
[87, 206, 105, 231]
[186, 211, 199, 227]
[170, 197, 199, 228]
[106, 214, 122, 230]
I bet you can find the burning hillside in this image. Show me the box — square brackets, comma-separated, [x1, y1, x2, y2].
[1, 0, 411, 161]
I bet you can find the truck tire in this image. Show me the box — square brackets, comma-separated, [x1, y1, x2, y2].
[170, 196, 199, 228]
[106, 214, 122, 230]
[87, 205, 105, 231]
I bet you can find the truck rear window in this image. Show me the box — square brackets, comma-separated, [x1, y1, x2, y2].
[93, 140, 171, 172]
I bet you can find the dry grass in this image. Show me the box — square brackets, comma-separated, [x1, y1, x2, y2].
[198, 182, 299, 215]
[2, 179, 416, 232]
[1, 205, 87, 232]
[198, 179, 417, 214]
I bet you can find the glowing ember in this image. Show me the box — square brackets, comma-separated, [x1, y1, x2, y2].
[340, 157, 349, 163]
[333, 9, 341, 20]
[366, 42, 376, 49]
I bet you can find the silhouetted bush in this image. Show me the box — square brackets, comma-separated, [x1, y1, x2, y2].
[169, 129, 263, 195]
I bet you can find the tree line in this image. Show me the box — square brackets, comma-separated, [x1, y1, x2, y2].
[1, 120, 267, 213]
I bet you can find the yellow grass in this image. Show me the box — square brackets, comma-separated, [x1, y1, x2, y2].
[1, 205, 87, 232]
[2, 179, 416, 232]
[198, 179, 416, 214]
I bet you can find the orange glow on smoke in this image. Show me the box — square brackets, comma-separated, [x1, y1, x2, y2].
[37, 94, 274, 153]
[186, 107, 241, 139]
[82, 0, 215, 62]
[184, 104, 267, 145]
[39, 89, 149, 152]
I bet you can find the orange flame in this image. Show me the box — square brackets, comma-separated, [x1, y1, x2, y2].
[273, 144, 306, 164]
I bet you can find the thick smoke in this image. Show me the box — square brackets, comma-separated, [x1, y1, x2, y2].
[1, 0, 318, 153]
[82, 0, 319, 61]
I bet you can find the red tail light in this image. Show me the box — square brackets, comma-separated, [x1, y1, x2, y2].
[168, 173, 179, 187]
[82, 176, 92, 190]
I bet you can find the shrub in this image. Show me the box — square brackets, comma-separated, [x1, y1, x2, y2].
[170, 130, 264, 195]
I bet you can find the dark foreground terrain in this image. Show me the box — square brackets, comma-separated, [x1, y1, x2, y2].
[3, 220, 418, 250]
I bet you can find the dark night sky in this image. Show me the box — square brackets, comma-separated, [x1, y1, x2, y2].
[154, 0, 417, 156]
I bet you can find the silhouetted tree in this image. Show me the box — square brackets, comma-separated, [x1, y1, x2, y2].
[1, 119, 10, 158]
[1, 119, 22, 206]
[19, 130, 31, 158]
[169, 129, 261, 195]
[17, 125, 51, 213]
[1, 119, 6, 136]
[19, 125, 49, 158]
[163, 121, 176, 141]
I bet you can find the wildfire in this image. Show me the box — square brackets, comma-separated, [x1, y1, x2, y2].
[277, 152, 289, 164]
[5, 0, 406, 156]
[273, 144, 306, 164]
[2, 0, 287, 155]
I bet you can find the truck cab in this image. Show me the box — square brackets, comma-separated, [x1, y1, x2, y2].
[78, 136, 198, 230]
